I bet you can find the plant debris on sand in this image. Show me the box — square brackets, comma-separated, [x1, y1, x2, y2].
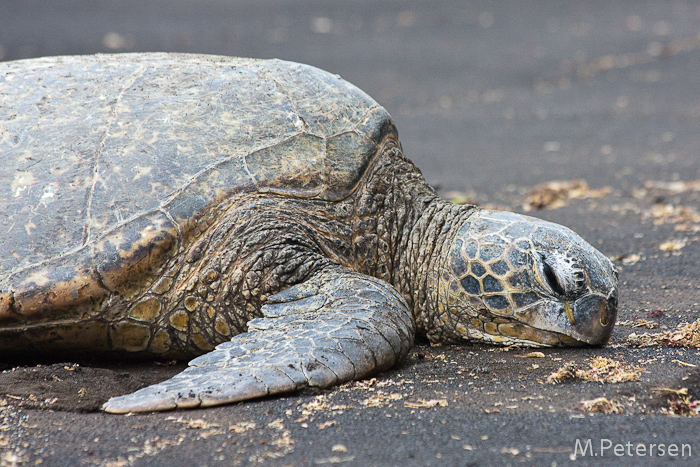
[522, 180, 611, 211]
[579, 397, 624, 414]
[653, 388, 700, 417]
[547, 357, 643, 384]
[627, 319, 700, 348]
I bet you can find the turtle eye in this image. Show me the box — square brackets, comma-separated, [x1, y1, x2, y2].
[541, 255, 565, 296]
[536, 252, 586, 297]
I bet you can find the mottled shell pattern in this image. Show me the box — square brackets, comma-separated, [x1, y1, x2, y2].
[0, 53, 393, 322]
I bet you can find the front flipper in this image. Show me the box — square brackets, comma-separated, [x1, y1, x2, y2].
[103, 266, 415, 413]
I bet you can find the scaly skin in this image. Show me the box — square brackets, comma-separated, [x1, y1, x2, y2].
[0, 53, 618, 413]
[3, 135, 615, 357]
[103, 137, 618, 413]
[99, 137, 447, 358]
[104, 265, 416, 412]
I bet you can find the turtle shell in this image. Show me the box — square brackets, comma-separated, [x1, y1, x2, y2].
[0, 53, 396, 328]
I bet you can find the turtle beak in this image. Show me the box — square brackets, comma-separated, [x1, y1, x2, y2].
[567, 291, 617, 345]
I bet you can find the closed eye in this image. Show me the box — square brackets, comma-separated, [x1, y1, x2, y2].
[540, 253, 566, 296]
[536, 252, 586, 298]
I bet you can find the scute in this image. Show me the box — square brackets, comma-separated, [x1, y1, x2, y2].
[0, 53, 395, 321]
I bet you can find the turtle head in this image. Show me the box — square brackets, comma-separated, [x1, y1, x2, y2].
[442, 209, 618, 347]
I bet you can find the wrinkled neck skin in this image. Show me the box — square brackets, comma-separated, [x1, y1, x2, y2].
[363, 139, 476, 339]
[363, 142, 618, 347]
[397, 199, 475, 341]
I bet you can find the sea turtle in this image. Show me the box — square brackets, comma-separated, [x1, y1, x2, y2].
[0, 53, 618, 414]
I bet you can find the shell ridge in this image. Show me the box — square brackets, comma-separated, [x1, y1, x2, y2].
[159, 207, 184, 253]
[322, 132, 398, 203]
[83, 63, 149, 247]
[261, 69, 311, 134]
[241, 132, 305, 189]
[1, 204, 174, 282]
[0, 243, 92, 283]
[327, 104, 383, 140]
[157, 132, 303, 210]
[241, 151, 258, 190]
